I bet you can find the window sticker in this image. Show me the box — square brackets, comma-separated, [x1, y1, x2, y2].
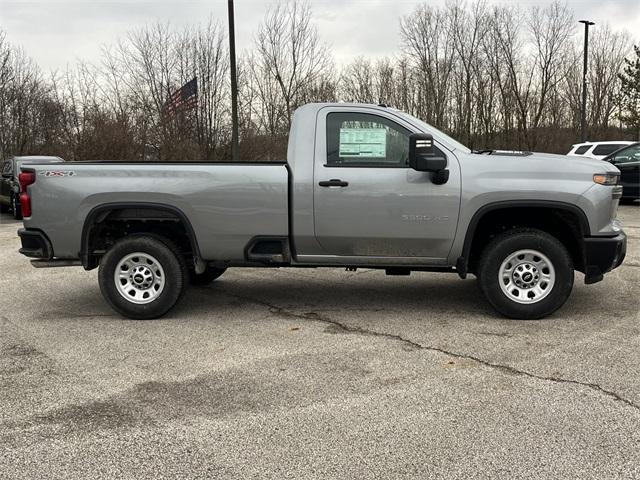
[339, 128, 387, 158]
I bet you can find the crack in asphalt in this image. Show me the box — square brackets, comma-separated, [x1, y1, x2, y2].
[223, 291, 640, 413]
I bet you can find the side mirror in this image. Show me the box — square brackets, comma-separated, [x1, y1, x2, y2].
[409, 133, 449, 184]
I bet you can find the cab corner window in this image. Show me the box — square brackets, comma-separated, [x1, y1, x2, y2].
[326, 112, 410, 167]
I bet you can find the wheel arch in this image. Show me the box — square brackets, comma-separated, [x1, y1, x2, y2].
[80, 202, 203, 271]
[457, 200, 590, 277]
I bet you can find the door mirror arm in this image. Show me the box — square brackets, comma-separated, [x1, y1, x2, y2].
[431, 169, 450, 185]
[408, 133, 449, 184]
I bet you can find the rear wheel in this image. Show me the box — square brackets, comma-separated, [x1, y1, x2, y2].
[190, 265, 227, 286]
[98, 235, 187, 319]
[477, 228, 574, 319]
[11, 194, 22, 220]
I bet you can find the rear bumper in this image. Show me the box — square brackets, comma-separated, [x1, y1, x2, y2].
[583, 232, 626, 284]
[18, 228, 53, 259]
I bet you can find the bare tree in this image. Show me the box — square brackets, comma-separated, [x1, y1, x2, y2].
[526, 2, 573, 145]
[587, 26, 632, 134]
[401, 5, 456, 127]
[0, 31, 15, 158]
[448, 0, 488, 146]
[0, 32, 48, 157]
[340, 57, 376, 103]
[0, 4, 637, 162]
[618, 45, 640, 139]
[176, 20, 229, 159]
[254, 0, 332, 131]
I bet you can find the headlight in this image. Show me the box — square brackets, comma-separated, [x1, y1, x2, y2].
[593, 173, 619, 185]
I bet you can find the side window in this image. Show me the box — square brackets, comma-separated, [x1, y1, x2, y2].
[574, 145, 590, 155]
[612, 145, 640, 164]
[326, 112, 411, 167]
[1, 161, 11, 175]
[592, 144, 626, 156]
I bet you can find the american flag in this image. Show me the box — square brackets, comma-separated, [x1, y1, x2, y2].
[165, 77, 198, 115]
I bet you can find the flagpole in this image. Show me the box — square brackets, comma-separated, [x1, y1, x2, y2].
[228, 0, 240, 161]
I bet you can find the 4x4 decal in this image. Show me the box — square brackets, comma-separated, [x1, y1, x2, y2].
[39, 170, 76, 177]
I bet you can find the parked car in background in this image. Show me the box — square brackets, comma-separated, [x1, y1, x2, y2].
[0, 156, 64, 219]
[567, 141, 635, 160]
[604, 142, 640, 202]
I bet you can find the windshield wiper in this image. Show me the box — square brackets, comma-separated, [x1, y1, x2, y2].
[472, 149, 494, 155]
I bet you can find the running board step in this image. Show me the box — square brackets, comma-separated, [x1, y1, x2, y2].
[31, 259, 83, 268]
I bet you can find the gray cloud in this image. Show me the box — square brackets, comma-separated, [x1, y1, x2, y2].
[0, 0, 637, 71]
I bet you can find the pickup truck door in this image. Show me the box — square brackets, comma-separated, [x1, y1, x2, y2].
[310, 108, 461, 263]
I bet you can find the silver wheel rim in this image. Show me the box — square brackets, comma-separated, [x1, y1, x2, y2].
[114, 252, 166, 305]
[498, 249, 555, 304]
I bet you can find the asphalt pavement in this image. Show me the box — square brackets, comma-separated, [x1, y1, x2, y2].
[1, 205, 639, 479]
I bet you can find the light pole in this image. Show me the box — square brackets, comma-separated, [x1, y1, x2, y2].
[228, 0, 239, 161]
[579, 20, 594, 143]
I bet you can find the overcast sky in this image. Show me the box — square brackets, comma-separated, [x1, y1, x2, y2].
[1, 0, 638, 72]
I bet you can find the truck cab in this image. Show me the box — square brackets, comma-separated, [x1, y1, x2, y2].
[288, 104, 462, 264]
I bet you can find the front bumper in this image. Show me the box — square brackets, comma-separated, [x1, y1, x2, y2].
[583, 232, 627, 284]
[18, 228, 53, 259]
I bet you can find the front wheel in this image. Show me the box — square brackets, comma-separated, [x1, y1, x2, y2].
[98, 235, 187, 319]
[477, 228, 574, 320]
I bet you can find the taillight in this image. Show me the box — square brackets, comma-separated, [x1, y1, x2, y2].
[19, 171, 36, 191]
[18, 171, 36, 218]
[19, 192, 31, 217]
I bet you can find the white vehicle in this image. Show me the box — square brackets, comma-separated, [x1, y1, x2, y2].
[567, 141, 634, 160]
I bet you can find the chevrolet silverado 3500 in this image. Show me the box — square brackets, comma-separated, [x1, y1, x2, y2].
[17, 103, 626, 319]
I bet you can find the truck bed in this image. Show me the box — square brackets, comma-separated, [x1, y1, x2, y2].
[22, 162, 289, 261]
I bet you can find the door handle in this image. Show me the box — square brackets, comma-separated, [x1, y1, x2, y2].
[319, 179, 349, 187]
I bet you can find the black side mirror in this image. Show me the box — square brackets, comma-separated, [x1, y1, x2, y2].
[409, 133, 449, 184]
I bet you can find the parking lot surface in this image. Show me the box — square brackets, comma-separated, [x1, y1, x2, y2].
[1, 206, 639, 479]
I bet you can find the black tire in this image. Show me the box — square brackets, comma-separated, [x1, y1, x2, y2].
[11, 194, 22, 220]
[477, 228, 574, 320]
[98, 235, 187, 320]
[0, 202, 8, 213]
[190, 265, 227, 286]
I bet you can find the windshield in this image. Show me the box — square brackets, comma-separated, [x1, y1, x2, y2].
[394, 110, 471, 154]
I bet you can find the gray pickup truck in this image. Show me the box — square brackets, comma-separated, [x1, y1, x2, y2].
[17, 103, 626, 320]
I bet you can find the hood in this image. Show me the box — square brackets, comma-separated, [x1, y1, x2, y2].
[460, 150, 620, 186]
[528, 152, 618, 173]
[476, 150, 619, 174]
